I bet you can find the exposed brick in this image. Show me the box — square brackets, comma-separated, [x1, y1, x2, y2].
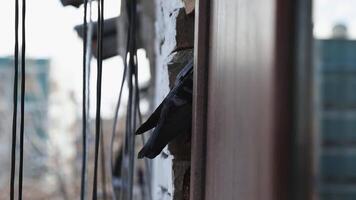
[183, 168, 191, 200]
[167, 49, 193, 162]
[175, 8, 195, 52]
[172, 161, 191, 200]
[183, 0, 195, 14]
[167, 49, 194, 89]
[153, 1, 194, 200]
[166, 46, 193, 200]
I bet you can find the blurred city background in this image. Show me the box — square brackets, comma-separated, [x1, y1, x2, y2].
[0, 0, 356, 199]
[0, 0, 151, 199]
[314, 1, 356, 198]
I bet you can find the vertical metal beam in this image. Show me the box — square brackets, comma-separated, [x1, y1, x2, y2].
[190, 0, 211, 199]
[274, 0, 297, 198]
[192, 0, 310, 199]
[292, 0, 315, 199]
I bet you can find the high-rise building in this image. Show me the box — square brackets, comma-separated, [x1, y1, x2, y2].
[0, 57, 50, 197]
[317, 37, 356, 198]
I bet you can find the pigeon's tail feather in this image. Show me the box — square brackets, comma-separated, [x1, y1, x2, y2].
[137, 144, 164, 159]
[136, 122, 154, 135]
[137, 149, 146, 159]
[135, 102, 164, 135]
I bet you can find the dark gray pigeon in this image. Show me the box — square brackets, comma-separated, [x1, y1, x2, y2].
[136, 60, 193, 159]
[60, 0, 84, 7]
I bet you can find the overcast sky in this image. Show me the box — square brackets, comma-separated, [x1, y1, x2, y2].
[0, 0, 152, 118]
[314, 0, 356, 38]
[0, 0, 355, 118]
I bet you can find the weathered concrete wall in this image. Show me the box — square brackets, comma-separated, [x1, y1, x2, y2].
[152, 1, 183, 199]
[115, 0, 194, 199]
[152, 0, 195, 200]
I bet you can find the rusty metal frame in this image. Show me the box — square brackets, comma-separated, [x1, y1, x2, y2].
[190, 0, 211, 199]
[190, 1, 315, 199]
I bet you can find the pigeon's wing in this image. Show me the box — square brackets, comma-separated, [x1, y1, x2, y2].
[138, 97, 192, 159]
[137, 59, 194, 159]
[136, 79, 188, 136]
[135, 100, 165, 135]
[137, 99, 173, 158]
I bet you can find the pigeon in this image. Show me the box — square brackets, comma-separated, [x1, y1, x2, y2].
[136, 59, 193, 159]
[60, 0, 84, 8]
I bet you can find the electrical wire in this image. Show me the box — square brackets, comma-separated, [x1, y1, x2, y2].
[110, 1, 132, 199]
[128, 2, 138, 198]
[10, 0, 19, 198]
[118, 1, 134, 198]
[92, 0, 104, 198]
[18, 0, 26, 198]
[110, 59, 127, 200]
[100, 118, 108, 200]
[84, 0, 94, 198]
[80, 0, 89, 199]
[121, 0, 140, 199]
[134, 51, 153, 200]
[110, 0, 152, 199]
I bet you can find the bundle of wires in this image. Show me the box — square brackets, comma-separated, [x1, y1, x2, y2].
[10, 0, 26, 199]
[120, 0, 140, 199]
[80, 0, 95, 199]
[92, 0, 104, 198]
[110, 0, 152, 199]
[79, 0, 151, 199]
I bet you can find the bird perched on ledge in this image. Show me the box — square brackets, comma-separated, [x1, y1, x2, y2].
[136, 60, 193, 159]
[60, 0, 84, 7]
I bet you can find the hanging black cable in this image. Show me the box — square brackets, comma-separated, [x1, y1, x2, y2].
[130, 1, 140, 199]
[108, 11, 130, 194]
[131, 11, 152, 199]
[126, 50, 134, 200]
[133, 46, 153, 200]
[121, 0, 139, 199]
[18, 0, 26, 198]
[10, 0, 19, 199]
[100, 118, 107, 200]
[110, 0, 155, 199]
[134, 54, 153, 200]
[128, 2, 138, 198]
[110, 60, 127, 200]
[119, 1, 134, 198]
[92, 0, 104, 198]
[80, 0, 88, 199]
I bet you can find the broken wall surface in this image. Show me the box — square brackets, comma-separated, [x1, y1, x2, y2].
[152, 0, 195, 200]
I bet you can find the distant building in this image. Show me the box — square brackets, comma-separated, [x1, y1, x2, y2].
[317, 36, 356, 198]
[332, 23, 349, 39]
[0, 57, 50, 197]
